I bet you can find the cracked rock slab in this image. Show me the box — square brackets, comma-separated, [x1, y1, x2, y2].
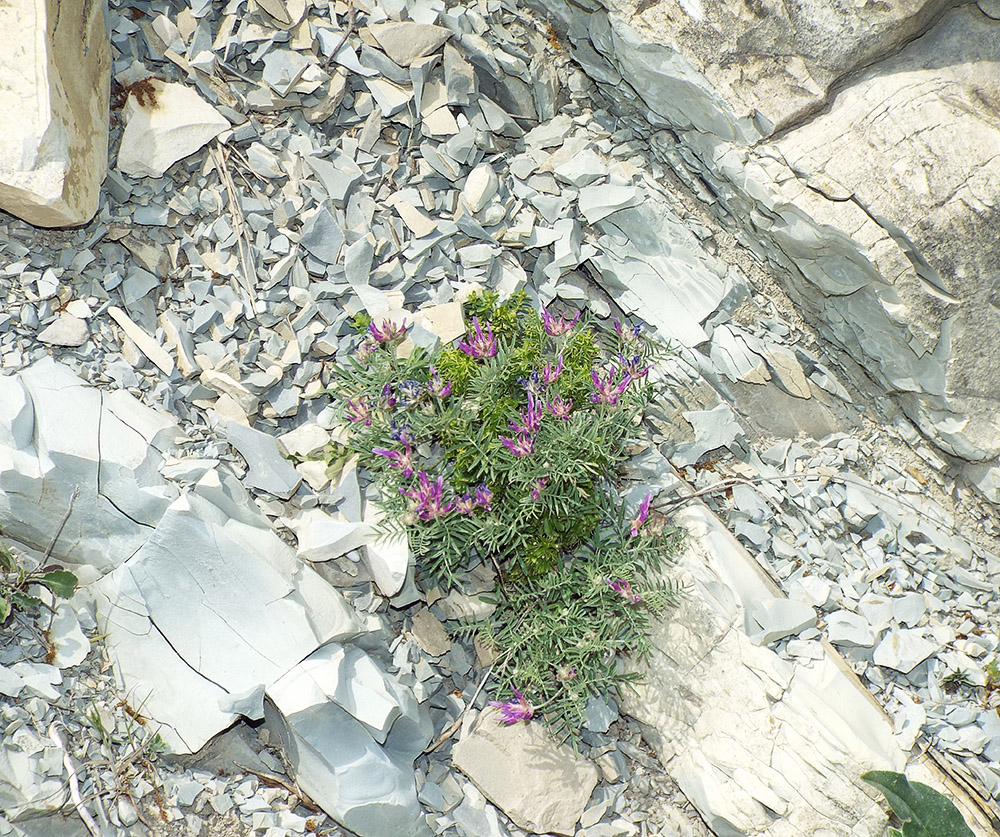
[453, 708, 599, 835]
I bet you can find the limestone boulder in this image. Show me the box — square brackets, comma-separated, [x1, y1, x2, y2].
[0, 0, 110, 227]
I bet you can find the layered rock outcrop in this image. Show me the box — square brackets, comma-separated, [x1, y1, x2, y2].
[539, 0, 1000, 494]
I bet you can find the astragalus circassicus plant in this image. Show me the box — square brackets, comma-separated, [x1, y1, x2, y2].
[327, 291, 683, 739]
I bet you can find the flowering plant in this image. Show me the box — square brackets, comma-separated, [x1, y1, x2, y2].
[327, 291, 682, 737]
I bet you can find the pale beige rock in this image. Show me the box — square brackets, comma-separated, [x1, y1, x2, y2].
[369, 22, 451, 67]
[409, 609, 452, 657]
[37, 315, 89, 347]
[107, 307, 175, 375]
[453, 708, 599, 835]
[0, 0, 110, 227]
[117, 80, 230, 178]
[764, 347, 811, 400]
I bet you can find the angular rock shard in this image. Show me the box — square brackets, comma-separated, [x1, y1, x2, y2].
[117, 79, 230, 178]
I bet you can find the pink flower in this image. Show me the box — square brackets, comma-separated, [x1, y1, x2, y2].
[629, 492, 652, 537]
[368, 318, 407, 343]
[541, 308, 580, 337]
[400, 471, 455, 520]
[428, 366, 452, 397]
[372, 442, 414, 478]
[613, 319, 641, 343]
[499, 433, 534, 457]
[617, 353, 652, 380]
[458, 317, 498, 358]
[345, 396, 373, 425]
[542, 355, 563, 384]
[606, 578, 642, 604]
[455, 494, 477, 515]
[489, 690, 533, 725]
[475, 484, 493, 510]
[546, 394, 573, 419]
[508, 392, 543, 435]
[590, 366, 632, 405]
[530, 477, 548, 502]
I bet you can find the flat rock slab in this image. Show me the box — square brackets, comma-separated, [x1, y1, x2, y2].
[117, 79, 230, 178]
[617, 471, 904, 835]
[0, 0, 110, 226]
[453, 707, 599, 835]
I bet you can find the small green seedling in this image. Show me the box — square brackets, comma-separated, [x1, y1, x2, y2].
[0, 540, 78, 623]
[862, 770, 974, 837]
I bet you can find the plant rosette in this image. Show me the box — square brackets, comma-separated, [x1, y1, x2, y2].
[325, 292, 682, 738]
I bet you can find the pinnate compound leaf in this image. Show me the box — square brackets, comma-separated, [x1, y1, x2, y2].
[37, 570, 78, 599]
[861, 770, 974, 837]
[0, 595, 9, 624]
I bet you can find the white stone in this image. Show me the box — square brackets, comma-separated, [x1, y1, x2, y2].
[873, 628, 944, 674]
[370, 22, 451, 67]
[36, 315, 89, 347]
[282, 507, 373, 562]
[749, 597, 816, 644]
[463, 163, 499, 213]
[0, 0, 109, 226]
[117, 80, 230, 178]
[825, 609, 876, 647]
[453, 708, 599, 836]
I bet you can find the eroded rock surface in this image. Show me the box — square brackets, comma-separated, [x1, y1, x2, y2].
[0, 0, 110, 226]
[543, 0, 1000, 491]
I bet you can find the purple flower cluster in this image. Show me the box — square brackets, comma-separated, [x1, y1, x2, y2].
[590, 366, 633, 405]
[508, 393, 543, 435]
[613, 318, 642, 343]
[546, 394, 573, 419]
[530, 477, 548, 502]
[606, 578, 642, 604]
[400, 471, 491, 521]
[372, 441, 414, 478]
[489, 690, 533, 725]
[428, 366, 452, 398]
[459, 317, 498, 359]
[369, 318, 407, 343]
[401, 472, 454, 520]
[499, 433, 534, 457]
[542, 308, 581, 337]
[629, 492, 652, 538]
[346, 396, 373, 425]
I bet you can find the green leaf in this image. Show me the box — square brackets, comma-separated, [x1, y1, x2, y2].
[11, 591, 41, 612]
[0, 595, 10, 624]
[0, 544, 16, 572]
[36, 570, 78, 599]
[861, 771, 974, 837]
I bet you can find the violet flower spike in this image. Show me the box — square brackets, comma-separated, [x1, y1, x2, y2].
[489, 690, 533, 725]
[372, 442, 414, 478]
[590, 367, 632, 405]
[606, 578, 643, 604]
[542, 355, 564, 384]
[458, 316, 498, 358]
[517, 369, 543, 394]
[613, 319, 642, 343]
[541, 308, 581, 337]
[530, 477, 548, 502]
[368, 318, 407, 343]
[617, 352, 652, 380]
[355, 338, 377, 364]
[630, 492, 653, 537]
[455, 494, 477, 515]
[508, 392, 543, 435]
[428, 366, 452, 398]
[546, 394, 573, 419]
[345, 397, 373, 426]
[500, 433, 534, 457]
[400, 471, 454, 520]
[475, 484, 493, 510]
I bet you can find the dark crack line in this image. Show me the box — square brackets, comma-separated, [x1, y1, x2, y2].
[765, 0, 976, 144]
[94, 391, 157, 530]
[147, 612, 229, 695]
